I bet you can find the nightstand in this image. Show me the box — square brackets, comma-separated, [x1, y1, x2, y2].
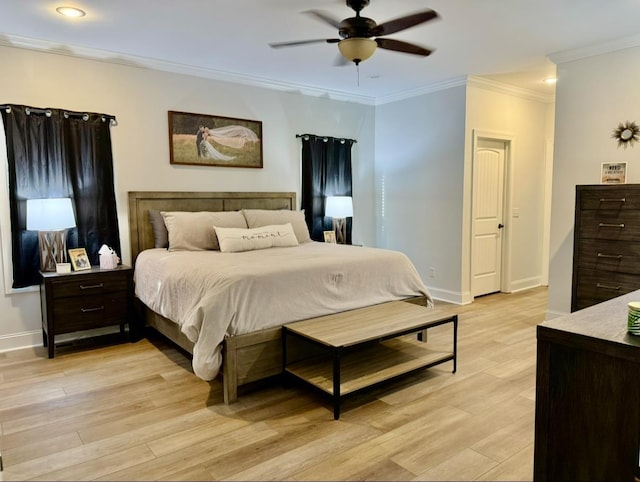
[39, 265, 133, 358]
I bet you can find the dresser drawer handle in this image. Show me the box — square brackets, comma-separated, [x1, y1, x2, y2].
[599, 197, 626, 203]
[598, 223, 625, 228]
[596, 283, 621, 291]
[597, 253, 623, 259]
[79, 283, 104, 290]
[81, 306, 105, 313]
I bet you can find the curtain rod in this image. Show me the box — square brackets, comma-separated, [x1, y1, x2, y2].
[0, 104, 118, 126]
[296, 133, 357, 144]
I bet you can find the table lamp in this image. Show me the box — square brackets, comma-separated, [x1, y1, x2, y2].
[27, 198, 76, 272]
[325, 196, 353, 244]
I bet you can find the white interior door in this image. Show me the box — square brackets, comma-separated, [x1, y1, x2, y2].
[472, 139, 505, 297]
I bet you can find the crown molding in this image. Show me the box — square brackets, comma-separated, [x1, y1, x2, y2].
[375, 76, 468, 105]
[549, 33, 640, 65]
[0, 32, 558, 106]
[0, 33, 377, 105]
[467, 75, 555, 104]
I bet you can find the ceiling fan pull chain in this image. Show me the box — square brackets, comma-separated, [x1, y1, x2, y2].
[357, 64, 360, 87]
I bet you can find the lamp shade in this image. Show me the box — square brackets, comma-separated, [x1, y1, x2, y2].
[338, 37, 377, 64]
[325, 196, 353, 218]
[27, 198, 76, 231]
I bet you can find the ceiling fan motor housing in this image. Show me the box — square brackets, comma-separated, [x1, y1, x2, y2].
[339, 17, 377, 38]
[346, 0, 370, 13]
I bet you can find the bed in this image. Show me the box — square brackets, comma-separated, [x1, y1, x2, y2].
[128, 191, 432, 403]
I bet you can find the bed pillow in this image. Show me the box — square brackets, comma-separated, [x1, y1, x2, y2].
[161, 211, 248, 251]
[148, 209, 169, 248]
[215, 223, 299, 253]
[242, 209, 311, 243]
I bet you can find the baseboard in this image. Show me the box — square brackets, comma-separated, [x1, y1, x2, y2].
[545, 309, 568, 321]
[0, 330, 41, 353]
[509, 276, 542, 293]
[0, 326, 122, 353]
[428, 286, 471, 305]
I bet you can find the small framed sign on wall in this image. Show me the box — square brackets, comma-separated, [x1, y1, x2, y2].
[601, 162, 627, 184]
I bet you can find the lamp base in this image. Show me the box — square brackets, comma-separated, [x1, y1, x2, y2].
[332, 218, 347, 244]
[38, 230, 68, 272]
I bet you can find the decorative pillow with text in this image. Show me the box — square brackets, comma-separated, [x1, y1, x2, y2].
[214, 223, 299, 252]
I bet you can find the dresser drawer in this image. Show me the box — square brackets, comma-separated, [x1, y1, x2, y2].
[575, 239, 640, 274]
[578, 211, 640, 241]
[50, 272, 128, 299]
[579, 187, 640, 210]
[52, 291, 129, 334]
[574, 268, 640, 311]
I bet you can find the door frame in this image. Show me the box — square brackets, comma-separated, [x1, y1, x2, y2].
[471, 129, 515, 296]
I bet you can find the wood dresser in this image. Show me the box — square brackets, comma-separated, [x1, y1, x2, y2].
[571, 184, 640, 312]
[39, 265, 133, 357]
[534, 290, 640, 481]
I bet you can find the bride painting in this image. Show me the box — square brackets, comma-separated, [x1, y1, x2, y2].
[199, 125, 260, 161]
[169, 111, 263, 168]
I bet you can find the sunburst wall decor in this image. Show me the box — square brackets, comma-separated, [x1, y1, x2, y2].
[612, 120, 640, 149]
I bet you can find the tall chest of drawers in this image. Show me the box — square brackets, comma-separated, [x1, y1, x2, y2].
[571, 184, 640, 312]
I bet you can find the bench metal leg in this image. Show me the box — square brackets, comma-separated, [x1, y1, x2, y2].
[333, 350, 341, 420]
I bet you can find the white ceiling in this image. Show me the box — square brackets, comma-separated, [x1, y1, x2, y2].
[1, 0, 640, 103]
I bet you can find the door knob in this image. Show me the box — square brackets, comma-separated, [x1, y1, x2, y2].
[498, 223, 504, 229]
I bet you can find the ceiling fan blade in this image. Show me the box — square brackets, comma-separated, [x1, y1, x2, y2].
[375, 38, 433, 57]
[270, 38, 340, 48]
[373, 9, 438, 36]
[304, 9, 342, 29]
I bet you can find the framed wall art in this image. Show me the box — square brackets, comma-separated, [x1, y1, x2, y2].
[168, 111, 263, 168]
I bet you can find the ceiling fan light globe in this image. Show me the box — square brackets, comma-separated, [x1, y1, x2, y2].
[338, 37, 377, 64]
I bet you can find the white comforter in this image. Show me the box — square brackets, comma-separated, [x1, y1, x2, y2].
[134, 242, 432, 380]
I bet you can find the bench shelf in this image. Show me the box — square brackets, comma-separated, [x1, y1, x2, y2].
[282, 301, 458, 419]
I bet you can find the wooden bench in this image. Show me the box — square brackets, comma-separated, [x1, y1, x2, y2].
[282, 300, 458, 419]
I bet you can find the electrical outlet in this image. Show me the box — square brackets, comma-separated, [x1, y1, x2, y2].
[429, 267, 436, 278]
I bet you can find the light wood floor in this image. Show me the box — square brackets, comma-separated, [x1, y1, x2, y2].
[0, 287, 547, 481]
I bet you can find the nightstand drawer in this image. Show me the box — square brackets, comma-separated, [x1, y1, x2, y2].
[50, 273, 128, 299]
[52, 291, 128, 334]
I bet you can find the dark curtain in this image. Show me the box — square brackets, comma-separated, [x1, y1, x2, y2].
[300, 135, 354, 243]
[2, 105, 120, 288]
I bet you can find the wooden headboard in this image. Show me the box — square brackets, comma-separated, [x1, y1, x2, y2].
[128, 191, 296, 264]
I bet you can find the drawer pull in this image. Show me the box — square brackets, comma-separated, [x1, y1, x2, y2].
[81, 306, 105, 313]
[596, 283, 621, 291]
[79, 283, 104, 290]
[597, 253, 623, 259]
[598, 223, 625, 228]
[599, 197, 626, 203]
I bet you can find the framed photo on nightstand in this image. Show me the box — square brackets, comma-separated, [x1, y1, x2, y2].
[68, 248, 91, 271]
[323, 230, 337, 243]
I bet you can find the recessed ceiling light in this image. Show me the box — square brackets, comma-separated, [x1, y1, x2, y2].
[543, 77, 557, 85]
[56, 6, 86, 18]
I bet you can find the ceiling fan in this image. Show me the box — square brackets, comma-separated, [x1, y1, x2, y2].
[269, 0, 439, 66]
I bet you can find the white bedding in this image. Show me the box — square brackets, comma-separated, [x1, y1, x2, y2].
[134, 242, 432, 380]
